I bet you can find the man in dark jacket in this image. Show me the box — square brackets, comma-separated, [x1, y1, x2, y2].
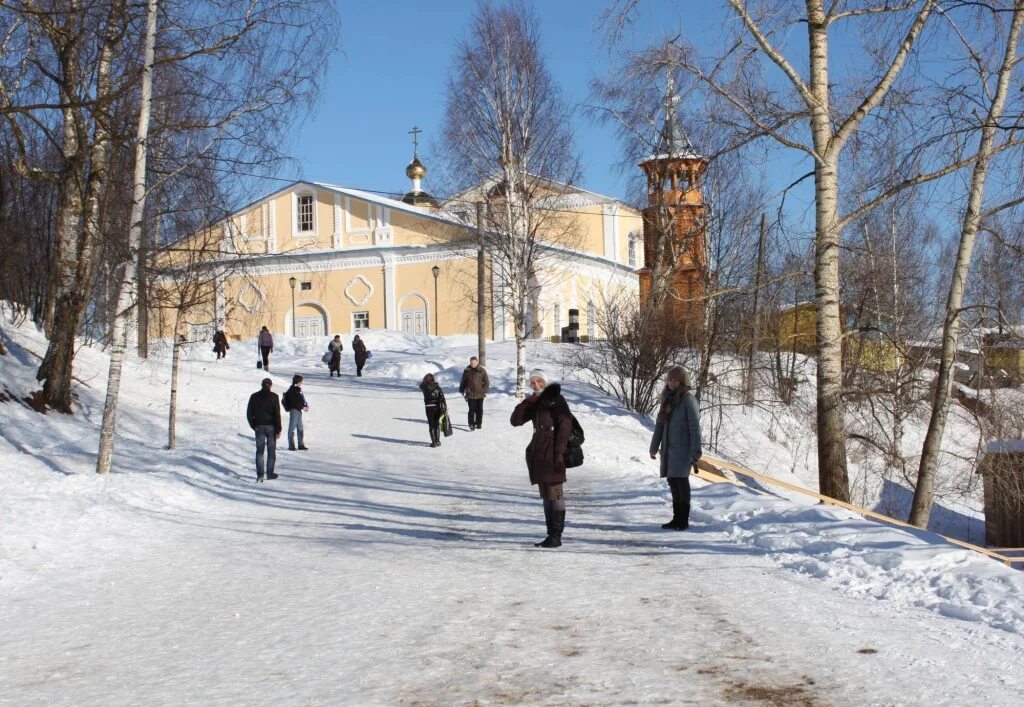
[510, 369, 573, 548]
[458, 356, 490, 430]
[246, 377, 282, 482]
[282, 374, 309, 451]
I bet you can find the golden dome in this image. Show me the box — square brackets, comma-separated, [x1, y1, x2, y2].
[406, 157, 427, 180]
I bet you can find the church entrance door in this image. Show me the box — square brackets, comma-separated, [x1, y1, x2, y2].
[399, 293, 428, 335]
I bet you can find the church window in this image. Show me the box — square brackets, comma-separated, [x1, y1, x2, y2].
[300, 281, 312, 291]
[353, 311, 370, 329]
[297, 194, 315, 233]
[587, 301, 597, 340]
[628, 234, 637, 267]
[553, 307, 561, 334]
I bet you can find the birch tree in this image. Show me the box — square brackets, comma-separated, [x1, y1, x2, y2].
[95, 0, 157, 475]
[911, 0, 1024, 527]
[440, 1, 580, 397]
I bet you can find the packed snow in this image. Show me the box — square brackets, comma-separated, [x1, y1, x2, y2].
[2, 313, 1023, 705]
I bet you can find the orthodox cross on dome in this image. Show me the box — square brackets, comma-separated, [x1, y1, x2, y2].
[655, 72, 696, 158]
[408, 126, 422, 158]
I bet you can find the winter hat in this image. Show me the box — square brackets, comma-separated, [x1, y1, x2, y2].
[528, 368, 548, 386]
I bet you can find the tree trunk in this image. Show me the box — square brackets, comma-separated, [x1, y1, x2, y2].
[911, 1, 1023, 528]
[808, 1, 851, 502]
[744, 212, 767, 405]
[477, 201, 487, 367]
[97, 0, 158, 475]
[168, 325, 183, 450]
[37, 0, 122, 412]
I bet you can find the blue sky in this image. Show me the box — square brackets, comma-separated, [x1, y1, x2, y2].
[286, 1, 711, 203]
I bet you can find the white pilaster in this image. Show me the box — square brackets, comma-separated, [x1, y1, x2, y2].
[267, 201, 277, 254]
[382, 254, 396, 329]
[602, 204, 619, 262]
[333, 194, 343, 249]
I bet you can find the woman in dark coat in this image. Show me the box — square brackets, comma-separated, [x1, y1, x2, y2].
[510, 369, 573, 548]
[649, 366, 702, 530]
[352, 335, 368, 377]
[419, 373, 446, 448]
[212, 330, 230, 359]
[327, 335, 343, 377]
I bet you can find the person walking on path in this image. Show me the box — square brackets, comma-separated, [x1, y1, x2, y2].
[352, 334, 368, 377]
[213, 330, 230, 359]
[246, 377, 282, 482]
[258, 326, 274, 372]
[419, 373, 447, 448]
[458, 356, 489, 430]
[510, 369, 573, 549]
[649, 366, 702, 531]
[283, 374, 309, 451]
[327, 335, 344, 377]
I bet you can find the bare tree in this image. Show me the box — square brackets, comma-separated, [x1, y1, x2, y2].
[440, 1, 580, 397]
[913, 0, 1024, 527]
[96, 0, 157, 475]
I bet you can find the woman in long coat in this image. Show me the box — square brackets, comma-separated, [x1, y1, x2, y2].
[327, 335, 343, 377]
[352, 335, 368, 377]
[649, 366, 702, 530]
[510, 369, 573, 549]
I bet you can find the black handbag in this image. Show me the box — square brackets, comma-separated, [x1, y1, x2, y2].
[565, 443, 584, 468]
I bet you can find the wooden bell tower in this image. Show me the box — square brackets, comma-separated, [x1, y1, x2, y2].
[636, 77, 707, 331]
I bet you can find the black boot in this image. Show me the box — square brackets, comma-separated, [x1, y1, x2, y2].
[539, 507, 564, 548]
[534, 500, 554, 547]
[662, 503, 689, 530]
[429, 427, 440, 447]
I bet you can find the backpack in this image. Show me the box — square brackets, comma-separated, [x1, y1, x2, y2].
[565, 413, 585, 468]
[282, 395, 291, 412]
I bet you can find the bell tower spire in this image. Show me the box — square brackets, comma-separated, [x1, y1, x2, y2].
[637, 72, 708, 331]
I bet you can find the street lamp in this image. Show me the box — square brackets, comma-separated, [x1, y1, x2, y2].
[431, 265, 440, 336]
[288, 277, 297, 337]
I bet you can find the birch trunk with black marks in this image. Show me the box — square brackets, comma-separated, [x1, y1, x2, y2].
[911, 1, 1024, 528]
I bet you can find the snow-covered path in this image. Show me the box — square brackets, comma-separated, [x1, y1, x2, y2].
[3, 335, 1024, 705]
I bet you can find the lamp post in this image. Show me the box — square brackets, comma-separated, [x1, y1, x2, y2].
[431, 265, 440, 336]
[288, 277, 297, 337]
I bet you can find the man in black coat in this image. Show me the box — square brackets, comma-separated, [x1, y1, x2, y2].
[246, 377, 282, 482]
[458, 356, 490, 430]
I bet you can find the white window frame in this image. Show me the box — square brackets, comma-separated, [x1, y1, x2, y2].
[293, 190, 318, 238]
[628, 233, 638, 268]
[353, 311, 370, 330]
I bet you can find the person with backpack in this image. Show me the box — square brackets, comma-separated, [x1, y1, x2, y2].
[419, 373, 447, 447]
[510, 369, 574, 549]
[258, 325, 274, 371]
[246, 378, 281, 482]
[649, 366, 702, 531]
[327, 335, 344, 377]
[352, 334, 368, 377]
[282, 374, 309, 451]
[458, 356, 489, 429]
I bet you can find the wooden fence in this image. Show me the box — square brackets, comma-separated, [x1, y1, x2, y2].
[694, 455, 1024, 568]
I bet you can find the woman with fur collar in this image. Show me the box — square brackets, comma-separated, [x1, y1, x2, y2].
[510, 369, 573, 548]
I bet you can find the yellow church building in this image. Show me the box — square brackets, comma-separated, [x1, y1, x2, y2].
[151, 147, 644, 345]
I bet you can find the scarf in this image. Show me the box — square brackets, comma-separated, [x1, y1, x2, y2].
[656, 388, 679, 425]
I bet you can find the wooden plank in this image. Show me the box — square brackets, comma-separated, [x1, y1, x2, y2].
[700, 454, 1022, 567]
